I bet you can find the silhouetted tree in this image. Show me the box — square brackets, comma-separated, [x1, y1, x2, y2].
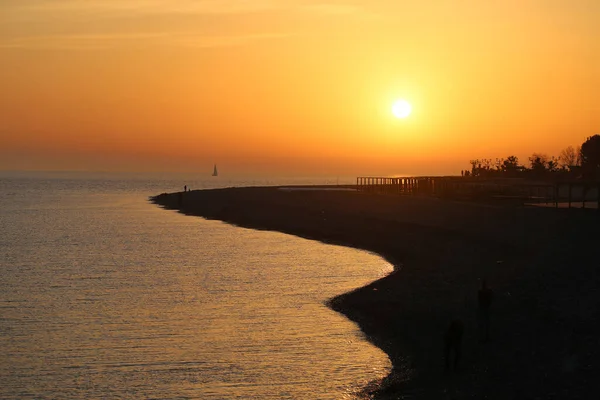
[464, 137, 597, 179]
[481, 158, 493, 171]
[494, 158, 502, 171]
[469, 159, 480, 176]
[580, 134, 600, 178]
[529, 153, 549, 174]
[559, 146, 579, 171]
[576, 145, 583, 166]
[502, 156, 520, 174]
[547, 156, 560, 172]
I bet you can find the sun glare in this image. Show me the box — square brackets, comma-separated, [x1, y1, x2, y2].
[392, 99, 412, 119]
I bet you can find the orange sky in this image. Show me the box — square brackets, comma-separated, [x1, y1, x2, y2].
[1, 0, 598, 176]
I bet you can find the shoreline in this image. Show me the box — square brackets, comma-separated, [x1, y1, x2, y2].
[152, 186, 599, 399]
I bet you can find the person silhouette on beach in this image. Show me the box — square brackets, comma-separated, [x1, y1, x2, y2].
[478, 279, 493, 342]
[184, 185, 187, 192]
[444, 319, 464, 371]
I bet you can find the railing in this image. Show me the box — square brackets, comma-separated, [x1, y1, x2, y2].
[556, 181, 600, 209]
[355, 176, 600, 209]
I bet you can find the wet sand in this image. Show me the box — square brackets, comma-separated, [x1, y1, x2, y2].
[152, 187, 600, 399]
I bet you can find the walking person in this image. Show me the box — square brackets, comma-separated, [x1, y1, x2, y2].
[444, 319, 464, 371]
[478, 279, 493, 342]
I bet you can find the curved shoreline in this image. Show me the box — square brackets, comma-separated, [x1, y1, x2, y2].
[152, 186, 599, 399]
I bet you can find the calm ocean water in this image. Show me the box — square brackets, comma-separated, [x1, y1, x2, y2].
[0, 172, 392, 399]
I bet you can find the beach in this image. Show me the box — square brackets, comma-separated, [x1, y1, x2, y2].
[152, 187, 600, 399]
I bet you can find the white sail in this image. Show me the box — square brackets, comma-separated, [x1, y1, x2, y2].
[212, 164, 218, 176]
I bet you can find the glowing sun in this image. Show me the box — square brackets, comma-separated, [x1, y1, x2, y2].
[392, 99, 412, 119]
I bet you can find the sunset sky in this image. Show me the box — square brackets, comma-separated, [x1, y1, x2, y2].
[1, 0, 598, 176]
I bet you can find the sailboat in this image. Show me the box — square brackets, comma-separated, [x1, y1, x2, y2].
[212, 164, 218, 177]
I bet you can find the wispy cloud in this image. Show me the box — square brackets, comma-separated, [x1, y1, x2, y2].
[174, 32, 296, 48]
[0, 31, 295, 51]
[0, 33, 164, 51]
[1, 1, 373, 50]
[301, 2, 362, 16]
[6, 0, 285, 16]
[7, 0, 368, 16]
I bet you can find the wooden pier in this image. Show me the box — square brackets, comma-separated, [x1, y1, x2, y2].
[355, 176, 433, 195]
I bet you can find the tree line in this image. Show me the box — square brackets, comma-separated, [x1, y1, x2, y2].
[464, 134, 600, 180]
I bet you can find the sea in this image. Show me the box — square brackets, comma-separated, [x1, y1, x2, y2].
[0, 171, 393, 399]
